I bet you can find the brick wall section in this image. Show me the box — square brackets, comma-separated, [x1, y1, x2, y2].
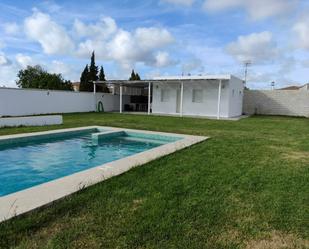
[243, 90, 309, 117]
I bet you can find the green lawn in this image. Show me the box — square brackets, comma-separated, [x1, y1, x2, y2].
[0, 113, 308, 249]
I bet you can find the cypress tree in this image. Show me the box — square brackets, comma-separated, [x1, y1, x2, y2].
[129, 69, 141, 81]
[89, 51, 98, 81]
[129, 69, 136, 80]
[79, 64, 89, 91]
[99, 66, 105, 81]
[85, 51, 98, 91]
[98, 66, 109, 92]
[79, 52, 110, 92]
[135, 73, 141, 80]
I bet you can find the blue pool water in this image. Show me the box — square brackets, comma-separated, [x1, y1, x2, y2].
[0, 129, 179, 196]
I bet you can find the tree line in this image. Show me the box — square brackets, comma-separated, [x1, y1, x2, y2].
[16, 65, 73, 91]
[16, 51, 141, 92]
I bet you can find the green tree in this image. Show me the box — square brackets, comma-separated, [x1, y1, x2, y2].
[79, 52, 110, 92]
[16, 65, 73, 91]
[88, 51, 98, 91]
[135, 73, 141, 80]
[99, 66, 105, 81]
[80, 51, 101, 92]
[129, 69, 141, 81]
[79, 64, 90, 91]
[129, 69, 136, 80]
[98, 66, 109, 92]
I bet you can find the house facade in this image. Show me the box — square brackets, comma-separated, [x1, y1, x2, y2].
[151, 75, 244, 118]
[99, 75, 244, 119]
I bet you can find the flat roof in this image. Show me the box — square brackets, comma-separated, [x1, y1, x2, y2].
[152, 74, 233, 80]
[98, 74, 240, 86]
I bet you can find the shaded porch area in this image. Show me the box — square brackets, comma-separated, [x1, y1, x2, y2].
[94, 80, 152, 114]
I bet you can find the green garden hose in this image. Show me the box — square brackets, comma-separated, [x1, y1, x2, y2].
[97, 101, 104, 112]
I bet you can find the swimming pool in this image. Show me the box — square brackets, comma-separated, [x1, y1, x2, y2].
[0, 126, 207, 221]
[0, 128, 180, 196]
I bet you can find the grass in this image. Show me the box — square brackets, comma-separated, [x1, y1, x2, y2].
[0, 113, 308, 249]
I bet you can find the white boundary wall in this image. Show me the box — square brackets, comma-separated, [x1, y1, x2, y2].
[0, 88, 122, 117]
[243, 90, 309, 117]
[0, 115, 63, 127]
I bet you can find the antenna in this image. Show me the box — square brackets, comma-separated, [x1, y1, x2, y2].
[271, 81, 275, 90]
[243, 60, 252, 86]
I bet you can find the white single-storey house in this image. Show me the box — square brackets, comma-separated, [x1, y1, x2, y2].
[95, 74, 244, 119]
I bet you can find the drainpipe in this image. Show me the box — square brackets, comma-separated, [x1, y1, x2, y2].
[148, 82, 151, 115]
[119, 85, 123, 113]
[180, 81, 184, 117]
[217, 79, 222, 119]
[93, 81, 97, 112]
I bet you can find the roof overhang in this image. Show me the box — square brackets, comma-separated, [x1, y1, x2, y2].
[152, 74, 233, 80]
[95, 76, 232, 87]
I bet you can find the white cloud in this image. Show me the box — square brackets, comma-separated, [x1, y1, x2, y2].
[73, 17, 117, 39]
[15, 54, 34, 68]
[0, 64, 18, 87]
[181, 58, 204, 74]
[49, 60, 77, 80]
[135, 27, 174, 51]
[161, 0, 195, 6]
[3, 22, 20, 35]
[24, 10, 74, 55]
[107, 30, 137, 63]
[203, 0, 296, 20]
[226, 31, 278, 63]
[0, 52, 11, 66]
[292, 16, 309, 50]
[76, 18, 175, 69]
[153, 51, 177, 67]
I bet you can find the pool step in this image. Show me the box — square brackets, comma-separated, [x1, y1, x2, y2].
[91, 130, 125, 145]
[122, 136, 167, 145]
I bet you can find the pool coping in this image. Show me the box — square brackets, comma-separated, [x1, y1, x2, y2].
[0, 126, 208, 222]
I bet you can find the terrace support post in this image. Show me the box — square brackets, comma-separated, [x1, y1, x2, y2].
[93, 81, 97, 112]
[180, 81, 184, 117]
[119, 85, 123, 113]
[217, 79, 222, 120]
[148, 82, 151, 115]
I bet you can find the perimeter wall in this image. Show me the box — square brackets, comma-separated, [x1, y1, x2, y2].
[243, 90, 309, 117]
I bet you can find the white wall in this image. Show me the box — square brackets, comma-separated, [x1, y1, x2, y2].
[0, 115, 63, 127]
[243, 90, 309, 117]
[152, 83, 178, 114]
[152, 80, 233, 118]
[182, 80, 229, 117]
[0, 88, 123, 117]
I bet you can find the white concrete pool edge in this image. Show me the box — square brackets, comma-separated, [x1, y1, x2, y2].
[0, 126, 208, 222]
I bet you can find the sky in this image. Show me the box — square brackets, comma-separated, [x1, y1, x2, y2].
[0, 0, 308, 89]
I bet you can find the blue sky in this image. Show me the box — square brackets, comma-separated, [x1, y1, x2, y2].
[0, 0, 308, 89]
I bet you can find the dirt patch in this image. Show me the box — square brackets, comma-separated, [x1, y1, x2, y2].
[131, 198, 144, 211]
[218, 229, 241, 245]
[245, 231, 309, 249]
[283, 151, 309, 162]
[267, 145, 309, 164]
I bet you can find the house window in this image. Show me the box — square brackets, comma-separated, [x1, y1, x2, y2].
[192, 89, 203, 103]
[161, 89, 170, 102]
